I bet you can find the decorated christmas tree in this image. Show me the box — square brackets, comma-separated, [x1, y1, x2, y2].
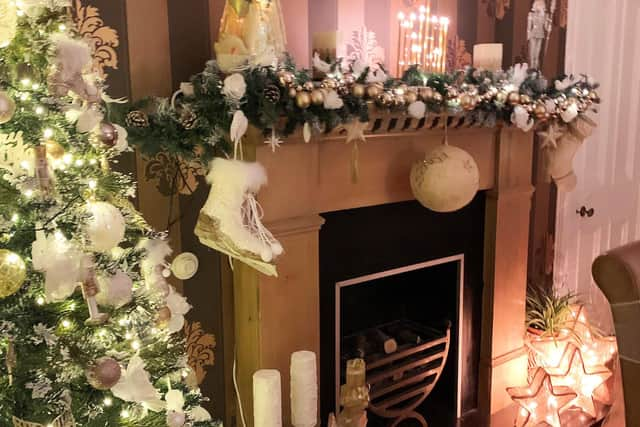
[0, 1, 216, 425]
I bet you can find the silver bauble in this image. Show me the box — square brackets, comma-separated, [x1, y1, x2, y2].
[98, 122, 119, 147]
[0, 91, 16, 124]
[410, 144, 480, 212]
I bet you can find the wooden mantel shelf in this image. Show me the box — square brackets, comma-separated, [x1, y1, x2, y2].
[233, 119, 535, 426]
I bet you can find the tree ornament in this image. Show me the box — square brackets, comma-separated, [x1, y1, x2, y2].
[496, 90, 508, 104]
[404, 91, 418, 104]
[419, 87, 435, 101]
[296, 92, 312, 109]
[302, 81, 315, 91]
[263, 84, 281, 104]
[392, 94, 406, 108]
[45, 140, 65, 160]
[288, 87, 298, 98]
[410, 143, 480, 213]
[0, 0, 17, 48]
[97, 122, 118, 147]
[95, 270, 133, 308]
[278, 71, 294, 86]
[194, 158, 283, 276]
[432, 92, 444, 103]
[167, 411, 186, 427]
[322, 78, 337, 89]
[85, 201, 126, 252]
[351, 83, 365, 98]
[111, 355, 164, 411]
[376, 92, 393, 107]
[533, 102, 548, 119]
[86, 357, 122, 390]
[81, 275, 110, 325]
[171, 252, 199, 280]
[508, 91, 521, 105]
[125, 110, 149, 128]
[0, 250, 26, 299]
[459, 94, 476, 111]
[446, 87, 459, 99]
[520, 94, 532, 105]
[179, 109, 198, 130]
[157, 306, 172, 327]
[507, 368, 576, 427]
[0, 91, 16, 124]
[310, 89, 325, 106]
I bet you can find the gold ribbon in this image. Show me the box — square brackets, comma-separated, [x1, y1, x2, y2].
[228, 0, 251, 17]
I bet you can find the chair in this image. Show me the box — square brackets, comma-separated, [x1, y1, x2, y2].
[592, 241, 640, 427]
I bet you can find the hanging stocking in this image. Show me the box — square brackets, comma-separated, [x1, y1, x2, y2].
[194, 158, 283, 276]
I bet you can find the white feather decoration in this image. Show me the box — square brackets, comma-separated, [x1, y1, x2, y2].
[138, 238, 172, 295]
[165, 389, 185, 413]
[95, 270, 133, 308]
[85, 201, 125, 252]
[111, 355, 164, 411]
[560, 103, 579, 123]
[74, 106, 104, 133]
[112, 124, 129, 153]
[509, 63, 529, 89]
[230, 110, 249, 145]
[51, 34, 92, 82]
[511, 105, 534, 132]
[312, 52, 331, 74]
[408, 101, 426, 119]
[188, 406, 212, 422]
[165, 287, 191, 334]
[323, 91, 344, 110]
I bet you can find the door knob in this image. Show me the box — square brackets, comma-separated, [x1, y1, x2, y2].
[576, 206, 595, 218]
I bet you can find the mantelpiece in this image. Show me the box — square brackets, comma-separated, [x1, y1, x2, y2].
[230, 113, 534, 426]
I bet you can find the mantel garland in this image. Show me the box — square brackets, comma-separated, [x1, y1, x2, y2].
[119, 58, 600, 167]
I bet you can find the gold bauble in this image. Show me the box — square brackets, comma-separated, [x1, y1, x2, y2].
[433, 92, 444, 103]
[351, 83, 365, 98]
[288, 87, 298, 98]
[303, 81, 315, 91]
[0, 91, 16, 124]
[419, 87, 435, 100]
[496, 90, 508, 104]
[520, 94, 532, 105]
[0, 250, 26, 299]
[343, 73, 356, 85]
[322, 78, 337, 89]
[157, 306, 172, 327]
[296, 92, 312, 109]
[376, 92, 393, 107]
[589, 90, 600, 103]
[393, 94, 406, 107]
[405, 91, 419, 104]
[278, 71, 294, 86]
[45, 140, 65, 160]
[533, 102, 547, 119]
[366, 84, 382, 99]
[447, 87, 459, 99]
[507, 92, 521, 105]
[459, 94, 476, 111]
[310, 89, 325, 106]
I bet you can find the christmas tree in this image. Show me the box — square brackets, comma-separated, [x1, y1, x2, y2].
[0, 1, 217, 426]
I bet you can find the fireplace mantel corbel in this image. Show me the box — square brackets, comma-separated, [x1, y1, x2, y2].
[230, 116, 534, 426]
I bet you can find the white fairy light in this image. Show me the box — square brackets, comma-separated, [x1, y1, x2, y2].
[19, 92, 28, 101]
[24, 189, 33, 198]
[103, 397, 113, 406]
[31, 83, 40, 90]
[62, 153, 73, 165]
[20, 160, 29, 170]
[10, 213, 19, 222]
[88, 179, 97, 189]
[61, 319, 71, 329]
[89, 158, 98, 165]
[35, 106, 44, 115]
[131, 340, 141, 350]
[58, 24, 66, 31]
[43, 128, 54, 139]
[120, 409, 130, 418]
[124, 331, 133, 340]
[20, 78, 30, 87]
[36, 296, 45, 305]
[74, 158, 84, 167]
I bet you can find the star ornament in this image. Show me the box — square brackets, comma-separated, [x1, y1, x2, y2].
[342, 120, 369, 144]
[538, 123, 565, 150]
[264, 130, 283, 152]
[508, 368, 576, 427]
[546, 345, 612, 418]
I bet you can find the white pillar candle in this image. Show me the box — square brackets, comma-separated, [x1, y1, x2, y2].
[290, 351, 318, 427]
[473, 43, 503, 71]
[253, 369, 282, 427]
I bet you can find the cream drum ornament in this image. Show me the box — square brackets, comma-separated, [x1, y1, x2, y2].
[410, 144, 480, 212]
[171, 252, 199, 280]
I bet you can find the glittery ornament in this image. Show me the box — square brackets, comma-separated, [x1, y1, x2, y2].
[86, 357, 122, 390]
[351, 84, 365, 98]
[98, 122, 118, 147]
[310, 89, 325, 106]
[0, 91, 16, 124]
[0, 250, 26, 298]
[366, 84, 381, 99]
[404, 91, 418, 104]
[507, 91, 521, 105]
[295, 92, 311, 109]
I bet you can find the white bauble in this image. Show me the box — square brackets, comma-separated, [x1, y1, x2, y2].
[410, 144, 480, 212]
[85, 202, 126, 252]
[0, 91, 16, 124]
[0, 0, 17, 49]
[96, 270, 133, 308]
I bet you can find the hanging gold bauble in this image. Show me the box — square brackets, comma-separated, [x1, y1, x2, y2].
[303, 81, 315, 91]
[322, 78, 337, 89]
[420, 87, 435, 100]
[0, 250, 26, 299]
[278, 71, 294, 86]
[351, 83, 365, 98]
[520, 94, 532, 105]
[0, 91, 16, 124]
[296, 92, 312, 109]
[533, 102, 548, 119]
[310, 89, 325, 106]
[288, 87, 298, 98]
[496, 90, 508, 104]
[45, 140, 65, 160]
[459, 94, 476, 111]
[366, 84, 382, 99]
[507, 92, 521, 105]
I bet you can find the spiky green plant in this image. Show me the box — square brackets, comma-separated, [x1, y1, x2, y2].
[526, 286, 577, 338]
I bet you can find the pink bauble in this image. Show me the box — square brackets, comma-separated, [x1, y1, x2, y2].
[86, 357, 122, 390]
[167, 411, 186, 427]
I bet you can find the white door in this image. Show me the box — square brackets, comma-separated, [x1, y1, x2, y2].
[555, 0, 640, 333]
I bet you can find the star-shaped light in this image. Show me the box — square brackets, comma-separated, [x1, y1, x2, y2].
[264, 130, 283, 152]
[508, 368, 576, 427]
[538, 123, 565, 149]
[546, 345, 612, 418]
[342, 120, 369, 144]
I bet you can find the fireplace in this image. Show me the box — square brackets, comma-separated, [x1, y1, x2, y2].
[229, 119, 534, 427]
[321, 198, 485, 425]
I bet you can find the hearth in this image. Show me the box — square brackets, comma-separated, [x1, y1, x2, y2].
[320, 199, 485, 426]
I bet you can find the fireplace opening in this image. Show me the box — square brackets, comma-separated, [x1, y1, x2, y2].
[320, 198, 486, 426]
[337, 257, 463, 426]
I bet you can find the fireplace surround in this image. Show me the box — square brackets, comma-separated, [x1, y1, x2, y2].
[230, 115, 534, 426]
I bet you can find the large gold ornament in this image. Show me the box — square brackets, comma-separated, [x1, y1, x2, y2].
[0, 91, 16, 124]
[0, 250, 26, 298]
[410, 144, 480, 212]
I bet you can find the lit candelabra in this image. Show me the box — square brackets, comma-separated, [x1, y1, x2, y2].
[396, 1, 450, 76]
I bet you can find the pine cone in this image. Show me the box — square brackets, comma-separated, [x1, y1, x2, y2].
[337, 85, 350, 97]
[263, 85, 281, 104]
[125, 110, 149, 128]
[180, 109, 198, 130]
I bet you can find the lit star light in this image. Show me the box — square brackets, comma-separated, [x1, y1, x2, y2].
[508, 368, 576, 427]
[546, 345, 612, 418]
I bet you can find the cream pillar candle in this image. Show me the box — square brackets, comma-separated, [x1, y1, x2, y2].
[473, 43, 503, 71]
[290, 351, 318, 427]
[253, 370, 282, 427]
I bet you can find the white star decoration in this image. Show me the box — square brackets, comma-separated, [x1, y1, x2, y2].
[264, 130, 283, 152]
[342, 120, 369, 144]
[538, 123, 565, 149]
